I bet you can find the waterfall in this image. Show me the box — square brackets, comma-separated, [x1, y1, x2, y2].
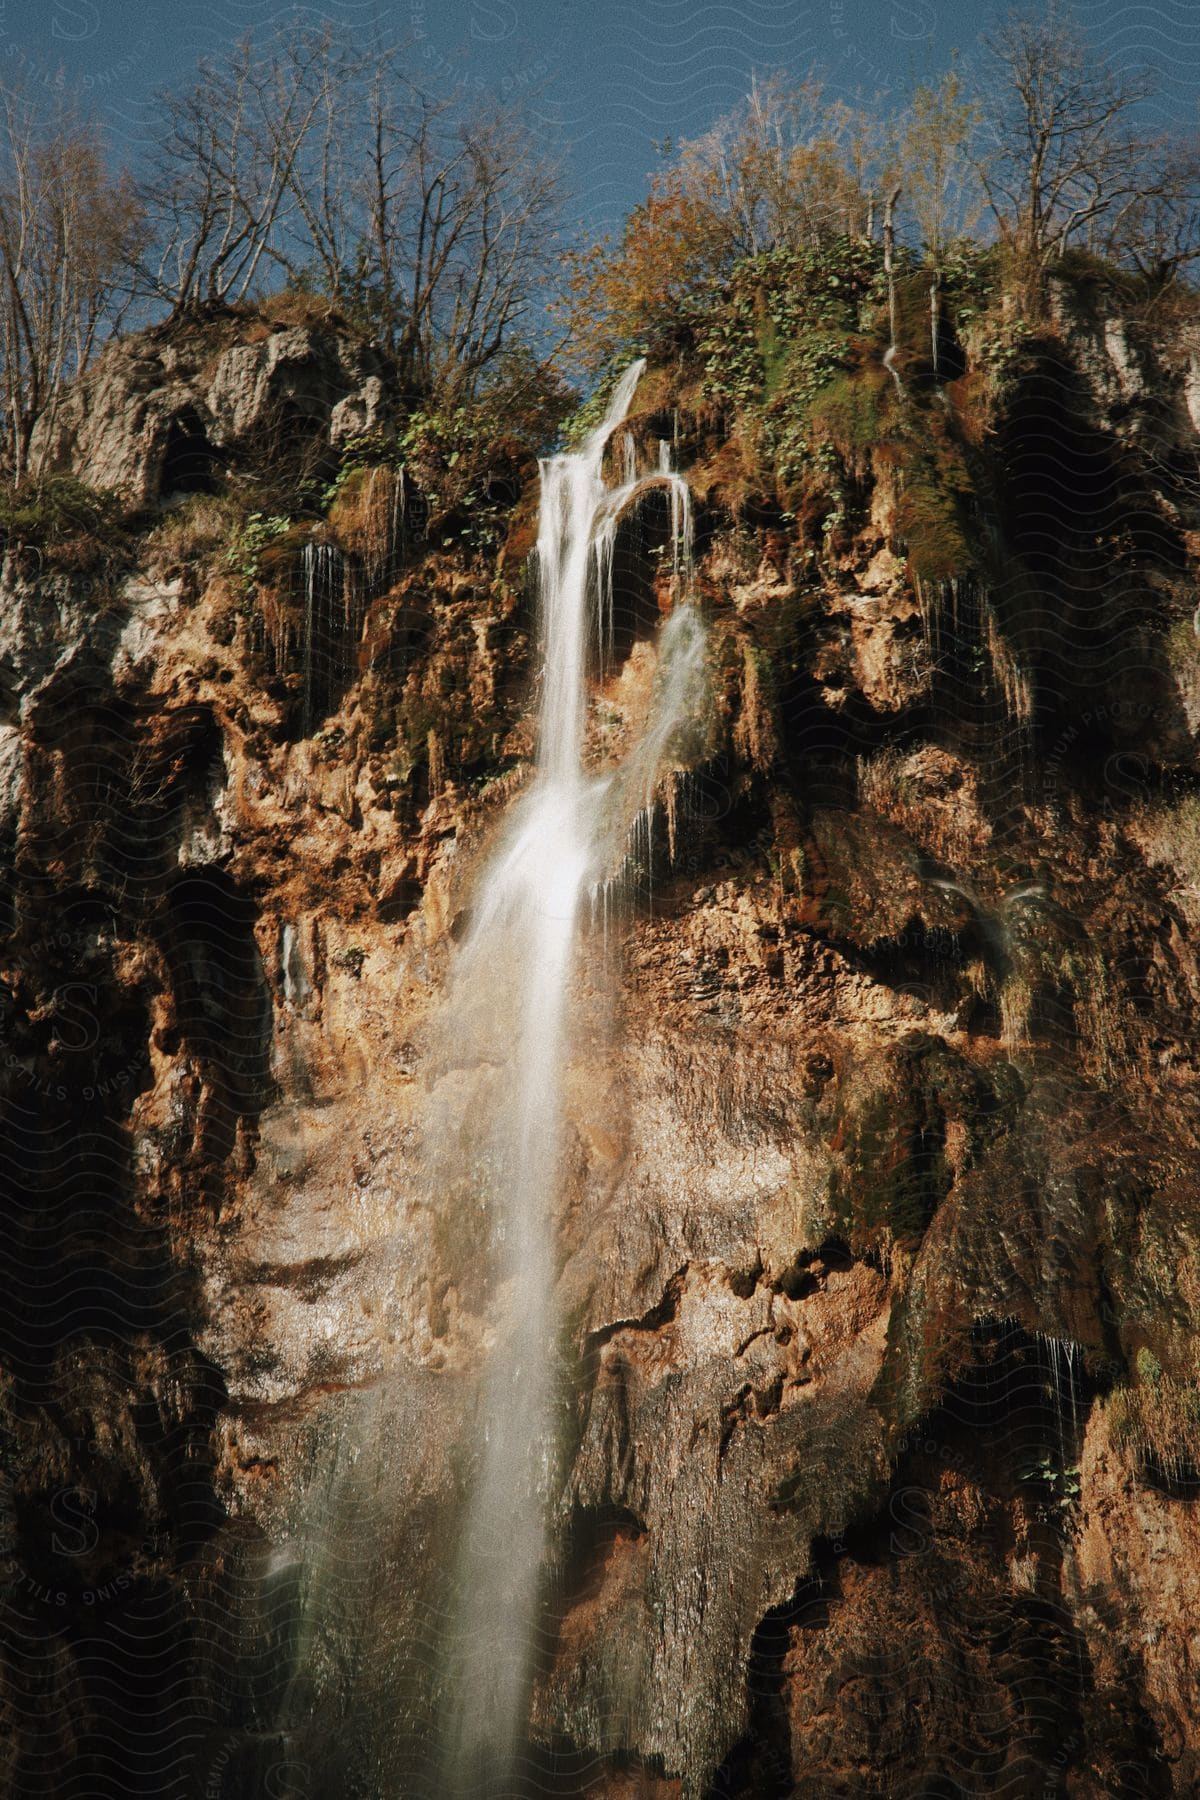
[591, 449, 692, 676]
[432, 361, 704, 1792]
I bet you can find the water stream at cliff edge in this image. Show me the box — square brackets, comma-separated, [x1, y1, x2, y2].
[436, 361, 704, 1792]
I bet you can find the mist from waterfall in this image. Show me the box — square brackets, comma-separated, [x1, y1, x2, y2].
[434, 362, 705, 1793]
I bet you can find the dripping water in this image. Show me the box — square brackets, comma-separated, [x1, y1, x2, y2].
[298, 542, 356, 737]
[1037, 1331, 1081, 1470]
[362, 463, 406, 592]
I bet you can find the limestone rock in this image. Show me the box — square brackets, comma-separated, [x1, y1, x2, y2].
[30, 315, 393, 504]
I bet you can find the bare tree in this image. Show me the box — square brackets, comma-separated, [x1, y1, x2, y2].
[975, 3, 1157, 285]
[143, 30, 345, 316]
[286, 50, 563, 395]
[672, 74, 887, 263]
[899, 70, 982, 269]
[383, 91, 562, 395]
[0, 83, 142, 483]
[1105, 142, 1200, 285]
[142, 32, 563, 399]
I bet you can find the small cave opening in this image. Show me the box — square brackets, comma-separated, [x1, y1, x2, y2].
[159, 406, 222, 497]
[179, 706, 226, 806]
[128, 704, 225, 826]
[919, 1317, 1106, 1485]
[377, 876, 423, 925]
[934, 308, 967, 381]
[853, 910, 978, 1018]
[601, 484, 679, 669]
[675, 777, 776, 890]
[778, 654, 916, 806]
[550, 1502, 647, 1629]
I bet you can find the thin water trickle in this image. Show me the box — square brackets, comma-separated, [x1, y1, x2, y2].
[1038, 1332, 1081, 1468]
[299, 542, 349, 737]
[435, 361, 705, 1794]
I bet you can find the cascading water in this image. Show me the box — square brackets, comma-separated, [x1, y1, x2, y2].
[432, 361, 705, 1793]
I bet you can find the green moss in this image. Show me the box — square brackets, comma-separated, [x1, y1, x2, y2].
[758, 308, 789, 400]
[891, 269, 939, 355]
[807, 367, 891, 461]
[897, 456, 972, 581]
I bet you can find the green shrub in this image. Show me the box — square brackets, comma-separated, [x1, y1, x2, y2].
[317, 433, 400, 512]
[0, 475, 130, 551]
[691, 238, 887, 416]
[223, 511, 293, 591]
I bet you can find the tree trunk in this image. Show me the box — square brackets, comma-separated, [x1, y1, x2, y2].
[883, 185, 901, 348]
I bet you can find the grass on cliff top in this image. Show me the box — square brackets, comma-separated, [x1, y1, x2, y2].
[142, 491, 251, 578]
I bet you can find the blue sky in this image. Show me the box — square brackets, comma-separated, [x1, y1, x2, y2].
[0, 0, 1196, 237]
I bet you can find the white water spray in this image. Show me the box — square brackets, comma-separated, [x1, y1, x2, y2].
[882, 342, 904, 397]
[435, 362, 704, 1792]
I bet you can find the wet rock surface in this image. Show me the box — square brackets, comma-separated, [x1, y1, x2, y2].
[2, 301, 1200, 1796]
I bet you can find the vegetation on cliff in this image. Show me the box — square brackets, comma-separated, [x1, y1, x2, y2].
[4, 7, 1200, 1799]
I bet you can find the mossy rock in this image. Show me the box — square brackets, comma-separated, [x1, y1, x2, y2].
[807, 809, 969, 950]
[252, 523, 325, 595]
[327, 465, 407, 561]
[807, 363, 896, 472]
[827, 1033, 1010, 1255]
[896, 458, 972, 582]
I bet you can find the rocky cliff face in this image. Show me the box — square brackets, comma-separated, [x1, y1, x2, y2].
[4, 288, 1200, 1798]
